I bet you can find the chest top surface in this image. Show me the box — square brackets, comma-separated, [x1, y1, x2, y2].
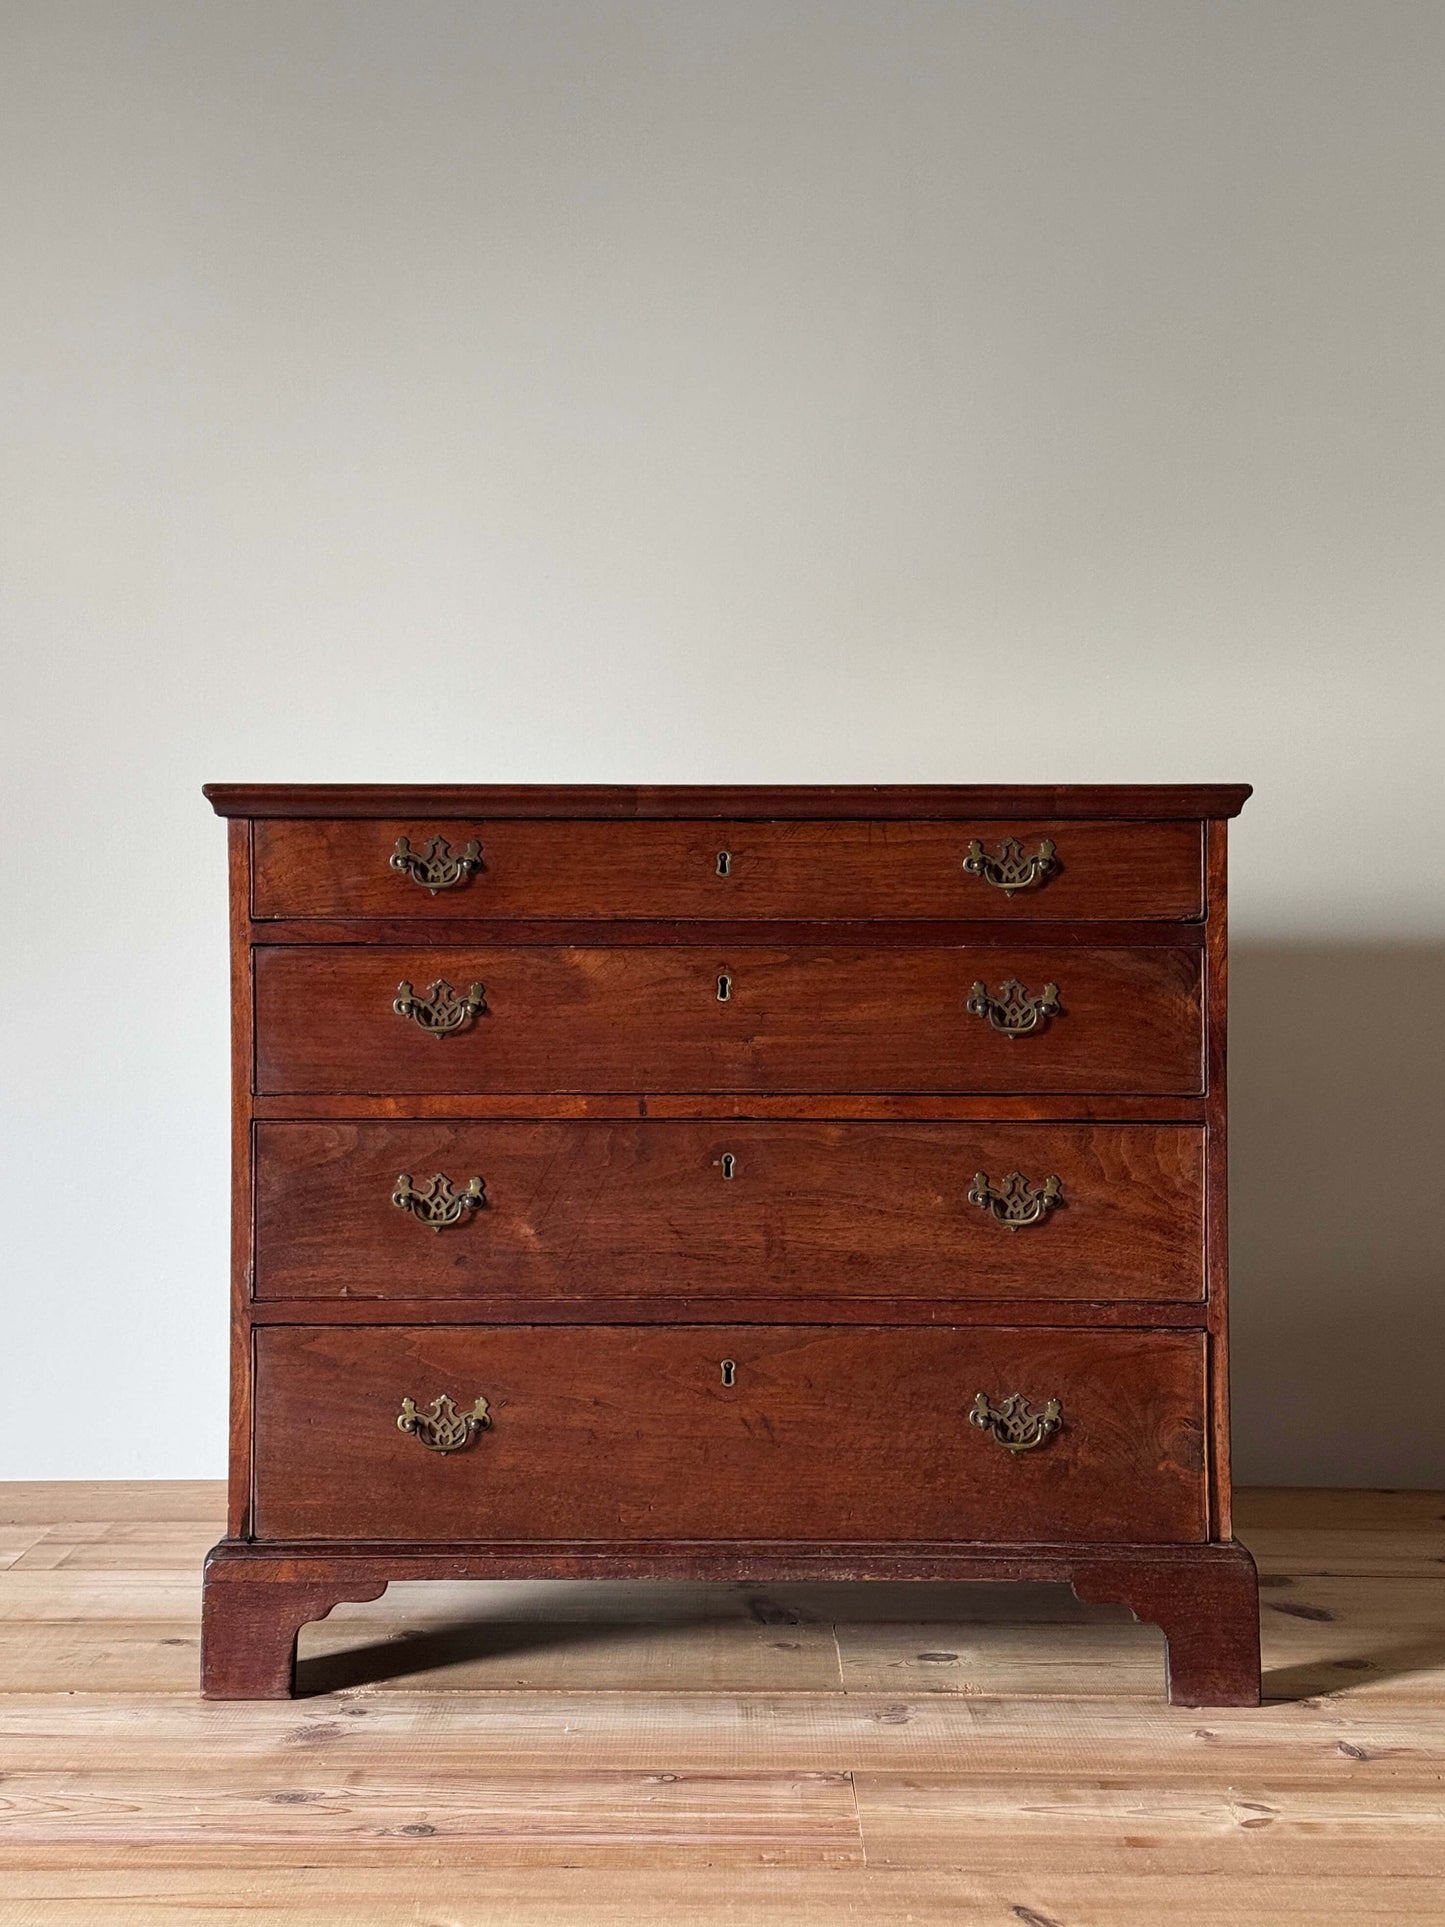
[205, 782, 1252, 819]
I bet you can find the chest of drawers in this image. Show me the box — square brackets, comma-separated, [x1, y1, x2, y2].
[200, 783, 1259, 1705]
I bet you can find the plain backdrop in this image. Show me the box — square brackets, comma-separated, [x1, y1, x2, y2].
[2, 1, 1442, 1484]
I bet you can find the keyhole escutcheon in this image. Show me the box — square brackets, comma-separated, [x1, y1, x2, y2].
[717, 972, 732, 1002]
[716, 851, 731, 876]
[720, 1153, 736, 1180]
[720, 1359, 737, 1387]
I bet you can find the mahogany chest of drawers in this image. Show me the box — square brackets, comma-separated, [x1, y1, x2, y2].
[201, 783, 1259, 1705]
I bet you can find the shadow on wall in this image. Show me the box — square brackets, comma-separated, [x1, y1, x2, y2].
[1230, 943, 1445, 1488]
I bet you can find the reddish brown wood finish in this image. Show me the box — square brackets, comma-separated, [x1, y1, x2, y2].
[253, 1119, 1205, 1303]
[201, 1565, 386, 1698]
[254, 945, 1204, 1096]
[1204, 819, 1233, 1541]
[1072, 1542, 1260, 1706]
[252, 1091, 1208, 1121]
[252, 818, 1203, 921]
[204, 783, 1256, 1707]
[252, 1324, 1207, 1546]
[226, 822, 255, 1540]
[249, 1297, 1209, 1329]
[199, 1539, 1258, 1706]
[252, 917, 1206, 949]
[206, 782, 1253, 820]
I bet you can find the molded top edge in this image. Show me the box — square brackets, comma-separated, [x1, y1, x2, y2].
[204, 783, 1252, 820]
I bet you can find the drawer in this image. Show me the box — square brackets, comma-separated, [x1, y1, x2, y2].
[252, 1325, 1207, 1544]
[253, 1120, 1205, 1303]
[251, 818, 1203, 921]
[254, 946, 1203, 1095]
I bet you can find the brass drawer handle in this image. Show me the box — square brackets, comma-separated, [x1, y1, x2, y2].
[393, 978, 487, 1036]
[397, 1393, 491, 1453]
[390, 834, 483, 893]
[392, 1172, 487, 1230]
[968, 1170, 1062, 1230]
[969, 1392, 1062, 1453]
[967, 978, 1060, 1035]
[963, 836, 1057, 894]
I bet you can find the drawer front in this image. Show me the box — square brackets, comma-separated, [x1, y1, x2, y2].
[254, 946, 1203, 1095]
[252, 818, 1203, 921]
[253, 1325, 1207, 1543]
[254, 1120, 1205, 1303]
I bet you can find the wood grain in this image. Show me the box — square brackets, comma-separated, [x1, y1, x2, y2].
[1205, 817, 1233, 1539]
[850, 1777, 1445, 1875]
[8, 1873, 1444, 1925]
[5, 1873, 1444, 1926]
[250, 1325, 1208, 1546]
[227, 819, 255, 1539]
[252, 817, 1204, 921]
[251, 1091, 1210, 1120]
[0, 1767, 867, 1867]
[249, 914, 1208, 947]
[253, 943, 1205, 1096]
[248, 1297, 1211, 1329]
[252, 1119, 1206, 1303]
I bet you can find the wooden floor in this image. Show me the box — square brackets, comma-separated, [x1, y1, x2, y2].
[1, 1487, 1443, 1923]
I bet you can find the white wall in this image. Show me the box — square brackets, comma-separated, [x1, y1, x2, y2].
[2, 0, 1442, 1485]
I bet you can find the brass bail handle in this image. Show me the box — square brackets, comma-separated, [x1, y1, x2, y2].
[397, 1393, 491, 1453]
[968, 1170, 1062, 1230]
[392, 1172, 487, 1230]
[969, 1393, 1062, 1453]
[963, 836, 1057, 895]
[966, 978, 1060, 1036]
[393, 978, 488, 1036]
[390, 834, 483, 894]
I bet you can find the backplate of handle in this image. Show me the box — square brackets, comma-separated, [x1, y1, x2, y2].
[968, 1170, 1062, 1229]
[962, 836, 1057, 894]
[392, 1172, 487, 1230]
[393, 978, 488, 1036]
[396, 1393, 491, 1453]
[390, 834, 483, 893]
[968, 1393, 1062, 1453]
[966, 978, 1061, 1035]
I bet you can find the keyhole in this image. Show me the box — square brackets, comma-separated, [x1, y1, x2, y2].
[716, 851, 731, 876]
[721, 1153, 736, 1180]
[720, 1359, 737, 1387]
[717, 972, 732, 1002]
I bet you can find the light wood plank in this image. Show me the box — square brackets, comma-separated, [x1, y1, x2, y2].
[0, 1767, 864, 1867]
[1250, 1527, 1445, 1577]
[0, 1573, 203, 1620]
[0, 1483, 224, 1525]
[835, 1618, 1166, 1697]
[10, 1521, 220, 1572]
[1259, 1574, 1445, 1703]
[1236, 1489, 1445, 1531]
[853, 1775, 1445, 1873]
[0, 1625, 202, 1694]
[2, 1869, 1443, 1925]
[0, 1527, 51, 1571]
[299, 1614, 845, 1693]
[2, 1690, 1439, 1779]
